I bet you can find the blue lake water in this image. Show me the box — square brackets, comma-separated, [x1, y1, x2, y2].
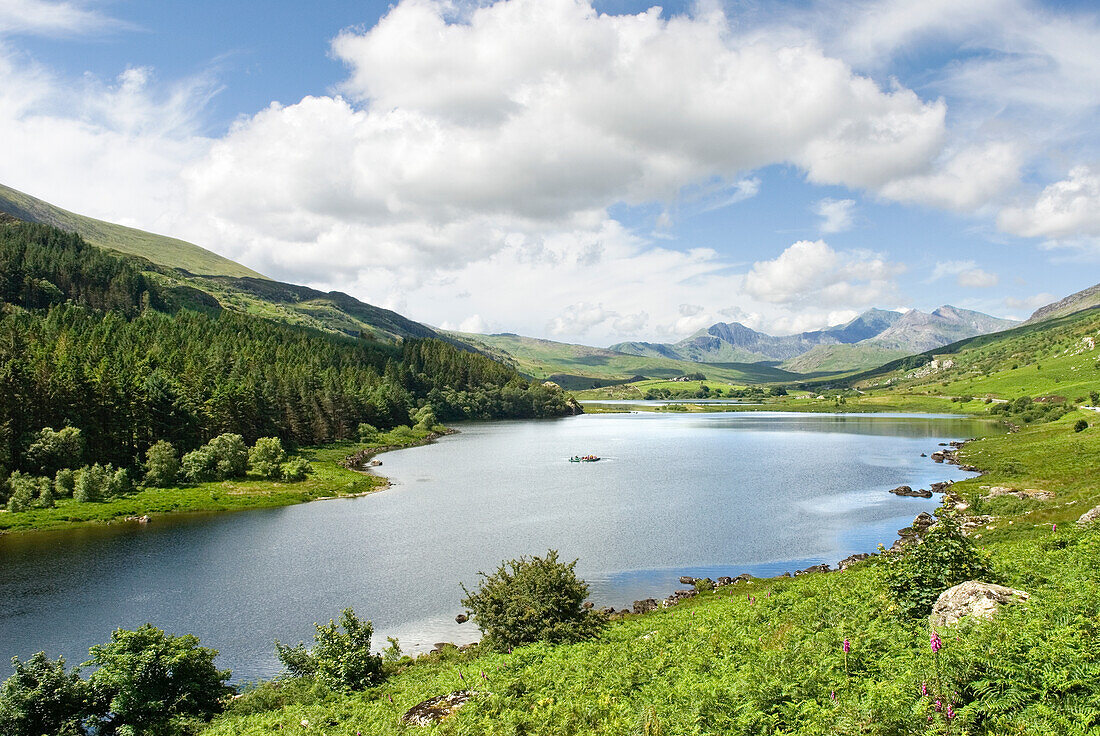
[0, 411, 998, 682]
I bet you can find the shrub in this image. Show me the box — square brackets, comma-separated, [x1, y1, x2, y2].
[181, 448, 216, 483]
[882, 511, 995, 618]
[280, 457, 312, 482]
[25, 426, 83, 476]
[358, 423, 381, 443]
[181, 434, 249, 483]
[5, 472, 49, 513]
[143, 441, 179, 487]
[413, 405, 438, 431]
[249, 437, 286, 480]
[0, 653, 88, 736]
[206, 434, 249, 479]
[694, 578, 715, 593]
[275, 609, 382, 691]
[74, 464, 110, 503]
[1075, 419, 1088, 432]
[460, 550, 604, 651]
[106, 468, 134, 498]
[386, 425, 420, 444]
[54, 468, 76, 497]
[84, 624, 232, 735]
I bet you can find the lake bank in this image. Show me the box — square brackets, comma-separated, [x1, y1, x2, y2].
[0, 427, 449, 535]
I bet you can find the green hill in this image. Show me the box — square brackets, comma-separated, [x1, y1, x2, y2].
[846, 306, 1100, 402]
[0, 184, 453, 344]
[445, 331, 803, 388]
[0, 182, 264, 279]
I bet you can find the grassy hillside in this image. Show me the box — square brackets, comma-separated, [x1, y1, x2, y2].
[0, 182, 264, 279]
[446, 332, 804, 388]
[781, 343, 909, 373]
[851, 307, 1100, 402]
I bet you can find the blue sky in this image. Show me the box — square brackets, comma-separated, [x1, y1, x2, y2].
[1, 0, 1099, 344]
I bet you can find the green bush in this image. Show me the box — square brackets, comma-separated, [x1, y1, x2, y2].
[5, 472, 49, 512]
[73, 464, 110, 503]
[882, 511, 995, 618]
[182, 434, 249, 483]
[25, 426, 83, 476]
[1075, 419, 1088, 432]
[0, 653, 88, 736]
[279, 457, 312, 482]
[413, 405, 438, 431]
[106, 468, 134, 498]
[460, 550, 604, 651]
[275, 609, 383, 691]
[248, 437, 286, 480]
[143, 440, 179, 487]
[84, 624, 232, 735]
[53, 468, 76, 497]
[357, 423, 381, 443]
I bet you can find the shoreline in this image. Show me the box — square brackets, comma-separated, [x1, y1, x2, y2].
[0, 431, 455, 537]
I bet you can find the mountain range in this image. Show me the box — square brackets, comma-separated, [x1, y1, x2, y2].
[611, 306, 1017, 372]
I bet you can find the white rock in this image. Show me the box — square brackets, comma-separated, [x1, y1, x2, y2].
[930, 581, 1029, 628]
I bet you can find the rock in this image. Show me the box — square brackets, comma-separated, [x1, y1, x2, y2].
[794, 563, 831, 576]
[837, 553, 870, 570]
[633, 598, 659, 614]
[929, 481, 954, 494]
[716, 576, 733, 586]
[663, 589, 697, 607]
[735, 573, 754, 582]
[981, 486, 1056, 502]
[912, 512, 936, 530]
[679, 575, 695, 585]
[401, 690, 478, 726]
[920, 452, 927, 457]
[582, 601, 594, 610]
[1077, 504, 1100, 527]
[454, 614, 468, 624]
[890, 485, 933, 498]
[929, 581, 1030, 628]
[931, 452, 946, 463]
[431, 642, 456, 654]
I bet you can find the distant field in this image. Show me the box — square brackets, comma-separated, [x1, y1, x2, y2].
[448, 332, 810, 387]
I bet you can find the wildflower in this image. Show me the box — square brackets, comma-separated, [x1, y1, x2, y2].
[1053, 523, 1057, 532]
[920, 681, 927, 697]
[947, 703, 956, 720]
[387, 694, 393, 704]
[459, 672, 465, 681]
[934, 700, 942, 712]
[842, 639, 850, 653]
[830, 690, 836, 701]
[930, 631, 942, 653]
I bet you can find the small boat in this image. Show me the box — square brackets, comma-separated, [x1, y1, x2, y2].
[569, 455, 601, 463]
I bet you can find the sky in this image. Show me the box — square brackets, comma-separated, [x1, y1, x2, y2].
[1, 0, 1099, 345]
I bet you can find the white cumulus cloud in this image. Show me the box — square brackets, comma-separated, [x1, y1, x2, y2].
[743, 240, 904, 306]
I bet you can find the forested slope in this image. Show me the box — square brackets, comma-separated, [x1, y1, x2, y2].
[0, 221, 573, 477]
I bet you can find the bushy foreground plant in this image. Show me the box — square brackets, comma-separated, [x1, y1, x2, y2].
[0, 626, 230, 736]
[275, 608, 383, 691]
[882, 510, 995, 618]
[85, 624, 232, 735]
[0, 653, 88, 736]
[460, 549, 604, 650]
[248, 437, 286, 480]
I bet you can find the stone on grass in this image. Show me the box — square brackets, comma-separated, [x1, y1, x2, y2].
[402, 690, 479, 726]
[930, 581, 1030, 628]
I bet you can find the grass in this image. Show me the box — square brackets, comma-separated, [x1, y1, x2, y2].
[0, 182, 264, 279]
[0, 428, 443, 534]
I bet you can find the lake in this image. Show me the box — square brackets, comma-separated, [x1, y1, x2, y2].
[0, 411, 998, 682]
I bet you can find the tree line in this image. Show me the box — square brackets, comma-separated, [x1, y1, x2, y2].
[0, 221, 573, 491]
